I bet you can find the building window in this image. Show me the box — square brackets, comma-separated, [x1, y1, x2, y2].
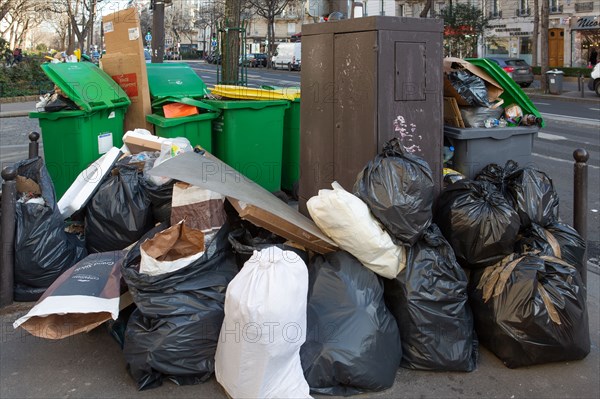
[397, 3, 404, 17]
[549, 0, 563, 13]
[491, 0, 501, 18]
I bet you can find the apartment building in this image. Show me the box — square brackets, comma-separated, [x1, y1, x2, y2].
[316, 0, 598, 66]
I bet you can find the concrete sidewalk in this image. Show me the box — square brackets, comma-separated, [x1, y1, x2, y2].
[0, 265, 598, 399]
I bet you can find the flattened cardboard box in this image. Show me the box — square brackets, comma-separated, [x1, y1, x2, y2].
[101, 53, 152, 132]
[443, 57, 504, 106]
[102, 7, 144, 55]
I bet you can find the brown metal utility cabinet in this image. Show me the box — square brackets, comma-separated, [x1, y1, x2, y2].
[299, 16, 444, 216]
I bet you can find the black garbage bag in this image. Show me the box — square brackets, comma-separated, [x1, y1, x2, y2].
[383, 224, 477, 371]
[475, 160, 520, 193]
[300, 251, 402, 396]
[469, 254, 589, 368]
[505, 167, 560, 228]
[43, 91, 79, 112]
[122, 223, 238, 391]
[476, 162, 560, 228]
[447, 70, 492, 107]
[436, 180, 521, 268]
[354, 137, 434, 245]
[85, 162, 154, 253]
[516, 222, 586, 276]
[13, 283, 48, 302]
[228, 222, 308, 268]
[139, 178, 173, 224]
[13, 157, 87, 293]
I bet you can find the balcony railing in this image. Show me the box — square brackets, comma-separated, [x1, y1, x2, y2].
[550, 5, 564, 14]
[515, 8, 531, 17]
[489, 10, 502, 19]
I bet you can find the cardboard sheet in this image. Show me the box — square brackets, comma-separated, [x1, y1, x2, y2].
[149, 151, 337, 254]
[102, 8, 152, 132]
[443, 57, 504, 106]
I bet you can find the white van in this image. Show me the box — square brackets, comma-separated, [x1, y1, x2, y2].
[272, 42, 301, 71]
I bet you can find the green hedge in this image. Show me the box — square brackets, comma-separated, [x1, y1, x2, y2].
[532, 66, 592, 77]
[0, 56, 53, 98]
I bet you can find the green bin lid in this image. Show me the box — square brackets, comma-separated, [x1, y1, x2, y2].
[465, 58, 544, 127]
[146, 63, 209, 99]
[41, 62, 130, 113]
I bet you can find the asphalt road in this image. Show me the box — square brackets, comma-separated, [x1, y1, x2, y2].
[1, 62, 598, 262]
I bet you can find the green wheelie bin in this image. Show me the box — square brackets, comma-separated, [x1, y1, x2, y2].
[29, 62, 130, 198]
[203, 99, 289, 193]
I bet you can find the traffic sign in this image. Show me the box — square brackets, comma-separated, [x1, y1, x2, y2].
[145, 33, 152, 42]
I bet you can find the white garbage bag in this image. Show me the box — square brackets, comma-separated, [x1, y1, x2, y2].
[307, 181, 406, 279]
[215, 247, 311, 399]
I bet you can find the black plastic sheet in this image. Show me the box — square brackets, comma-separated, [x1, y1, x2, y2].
[14, 157, 87, 294]
[85, 162, 154, 253]
[121, 224, 238, 391]
[354, 138, 434, 245]
[447, 70, 492, 107]
[436, 180, 521, 269]
[384, 224, 477, 371]
[469, 254, 589, 368]
[300, 251, 401, 396]
[516, 222, 586, 276]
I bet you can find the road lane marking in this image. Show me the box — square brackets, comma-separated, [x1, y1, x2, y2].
[541, 112, 600, 124]
[533, 153, 600, 170]
[590, 108, 600, 111]
[538, 132, 567, 141]
[534, 102, 551, 105]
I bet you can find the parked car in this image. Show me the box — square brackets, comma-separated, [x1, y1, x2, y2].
[587, 62, 600, 96]
[485, 57, 534, 87]
[250, 53, 268, 67]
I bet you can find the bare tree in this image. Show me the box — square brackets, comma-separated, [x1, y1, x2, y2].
[1, 0, 54, 49]
[65, 0, 98, 53]
[540, 0, 549, 91]
[246, 0, 297, 67]
[419, 0, 434, 18]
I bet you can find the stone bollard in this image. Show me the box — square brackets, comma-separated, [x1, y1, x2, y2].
[573, 148, 589, 286]
[1, 166, 17, 307]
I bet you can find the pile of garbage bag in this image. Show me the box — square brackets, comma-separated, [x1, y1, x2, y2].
[8, 131, 590, 396]
[437, 160, 589, 368]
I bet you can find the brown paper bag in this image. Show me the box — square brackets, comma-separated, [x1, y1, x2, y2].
[139, 221, 205, 276]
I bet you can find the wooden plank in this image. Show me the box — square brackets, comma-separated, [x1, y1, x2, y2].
[229, 198, 336, 254]
[149, 151, 338, 254]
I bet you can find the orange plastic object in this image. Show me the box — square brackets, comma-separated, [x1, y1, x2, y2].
[163, 103, 199, 118]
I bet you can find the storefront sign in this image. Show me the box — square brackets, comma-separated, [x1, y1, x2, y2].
[573, 16, 600, 30]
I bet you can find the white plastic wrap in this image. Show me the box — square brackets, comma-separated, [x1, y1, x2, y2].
[215, 247, 311, 399]
[307, 182, 406, 279]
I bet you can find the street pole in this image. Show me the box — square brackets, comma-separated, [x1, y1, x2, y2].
[152, 0, 165, 63]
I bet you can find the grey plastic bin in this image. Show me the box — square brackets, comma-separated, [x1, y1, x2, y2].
[546, 70, 564, 95]
[444, 126, 538, 179]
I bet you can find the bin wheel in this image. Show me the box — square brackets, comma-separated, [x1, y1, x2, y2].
[272, 190, 289, 203]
